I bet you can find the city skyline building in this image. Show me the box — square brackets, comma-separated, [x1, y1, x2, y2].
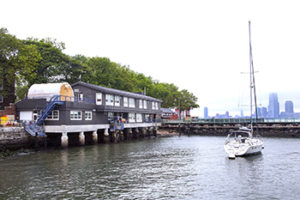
[285, 101, 294, 113]
[204, 107, 208, 118]
[256, 107, 262, 118]
[268, 93, 280, 118]
[262, 107, 268, 118]
[203, 94, 298, 119]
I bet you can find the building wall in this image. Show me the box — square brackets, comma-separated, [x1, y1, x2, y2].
[72, 84, 161, 114]
[16, 82, 162, 127]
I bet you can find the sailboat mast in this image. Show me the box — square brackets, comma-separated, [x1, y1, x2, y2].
[248, 21, 259, 136]
[249, 21, 253, 133]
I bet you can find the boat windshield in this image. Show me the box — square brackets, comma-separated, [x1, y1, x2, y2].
[229, 130, 251, 138]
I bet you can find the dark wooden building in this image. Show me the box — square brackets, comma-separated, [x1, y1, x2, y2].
[16, 82, 162, 146]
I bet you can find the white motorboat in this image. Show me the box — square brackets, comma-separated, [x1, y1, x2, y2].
[224, 21, 264, 159]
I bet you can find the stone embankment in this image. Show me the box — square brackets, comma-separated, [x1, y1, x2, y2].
[157, 129, 180, 137]
[160, 124, 300, 138]
[0, 127, 38, 158]
[0, 127, 31, 149]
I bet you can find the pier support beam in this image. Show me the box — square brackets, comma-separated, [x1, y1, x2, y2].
[146, 128, 151, 137]
[142, 128, 146, 138]
[132, 128, 138, 139]
[119, 130, 124, 141]
[153, 127, 157, 137]
[103, 128, 110, 143]
[79, 131, 85, 145]
[123, 128, 128, 140]
[92, 131, 98, 144]
[61, 132, 68, 148]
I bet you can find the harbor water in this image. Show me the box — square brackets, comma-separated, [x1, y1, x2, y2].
[0, 136, 300, 199]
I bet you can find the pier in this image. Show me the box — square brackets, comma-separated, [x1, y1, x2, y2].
[161, 118, 300, 137]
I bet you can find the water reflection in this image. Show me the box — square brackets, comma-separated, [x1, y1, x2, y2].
[0, 136, 300, 199]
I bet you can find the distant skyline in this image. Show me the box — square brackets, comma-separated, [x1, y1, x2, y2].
[202, 92, 299, 118]
[1, 0, 300, 116]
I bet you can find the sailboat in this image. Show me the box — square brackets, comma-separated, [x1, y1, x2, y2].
[224, 21, 264, 159]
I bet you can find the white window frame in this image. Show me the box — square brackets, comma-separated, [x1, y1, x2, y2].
[123, 97, 128, 107]
[105, 94, 109, 105]
[139, 99, 143, 109]
[115, 96, 120, 107]
[0, 95, 3, 103]
[85, 111, 92, 120]
[106, 94, 114, 106]
[152, 102, 158, 110]
[108, 112, 114, 120]
[136, 113, 143, 122]
[145, 114, 150, 122]
[128, 113, 136, 123]
[70, 110, 82, 120]
[129, 98, 135, 108]
[46, 110, 59, 120]
[144, 100, 147, 109]
[96, 93, 102, 105]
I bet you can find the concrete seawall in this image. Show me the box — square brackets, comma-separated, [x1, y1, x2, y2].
[0, 127, 34, 150]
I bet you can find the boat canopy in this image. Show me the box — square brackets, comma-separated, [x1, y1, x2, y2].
[27, 82, 74, 101]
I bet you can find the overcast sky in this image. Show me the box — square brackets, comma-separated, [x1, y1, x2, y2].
[1, 0, 300, 117]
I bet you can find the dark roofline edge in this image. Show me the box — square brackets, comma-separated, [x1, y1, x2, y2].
[72, 81, 163, 102]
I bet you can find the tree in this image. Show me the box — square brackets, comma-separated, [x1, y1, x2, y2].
[177, 89, 199, 111]
[0, 28, 41, 100]
[2, 28, 200, 109]
[23, 38, 69, 85]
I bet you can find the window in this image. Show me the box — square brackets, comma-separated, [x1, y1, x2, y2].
[79, 93, 83, 101]
[0, 95, 3, 103]
[139, 99, 143, 109]
[144, 100, 147, 109]
[33, 110, 38, 121]
[70, 110, 82, 120]
[152, 102, 158, 110]
[108, 112, 113, 121]
[128, 113, 135, 123]
[85, 111, 92, 120]
[47, 110, 59, 120]
[96, 93, 102, 105]
[115, 96, 120, 106]
[145, 114, 150, 122]
[123, 97, 128, 107]
[136, 113, 143, 122]
[129, 98, 135, 108]
[105, 94, 114, 106]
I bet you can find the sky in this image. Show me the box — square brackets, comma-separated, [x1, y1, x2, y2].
[1, 0, 300, 117]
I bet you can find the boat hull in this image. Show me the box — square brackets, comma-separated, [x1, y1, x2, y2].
[224, 138, 263, 158]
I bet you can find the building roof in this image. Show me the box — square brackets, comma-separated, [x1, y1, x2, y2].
[72, 81, 162, 102]
[161, 108, 175, 114]
[27, 82, 74, 101]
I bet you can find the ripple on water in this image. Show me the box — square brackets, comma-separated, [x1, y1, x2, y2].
[0, 136, 300, 199]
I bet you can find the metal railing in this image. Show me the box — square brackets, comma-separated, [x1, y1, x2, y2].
[163, 118, 300, 124]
